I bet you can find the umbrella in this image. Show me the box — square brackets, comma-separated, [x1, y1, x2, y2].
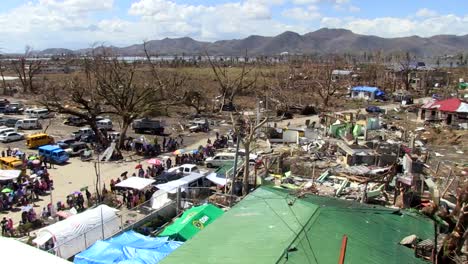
[147, 158, 162, 166]
[28, 156, 38, 161]
[190, 149, 199, 154]
[1, 188, 13, 193]
[32, 159, 41, 165]
[135, 164, 142, 169]
[173, 149, 185, 155]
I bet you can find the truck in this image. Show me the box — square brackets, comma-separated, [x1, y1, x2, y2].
[132, 118, 165, 135]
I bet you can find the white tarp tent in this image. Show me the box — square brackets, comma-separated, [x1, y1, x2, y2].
[0, 170, 21, 181]
[151, 189, 174, 209]
[156, 172, 206, 194]
[0, 236, 71, 264]
[115, 177, 155, 190]
[33, 205, 120, 260]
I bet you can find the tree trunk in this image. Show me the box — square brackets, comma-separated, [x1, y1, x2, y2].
[119, 119, 131, 150]
[242, 141, 250, 195]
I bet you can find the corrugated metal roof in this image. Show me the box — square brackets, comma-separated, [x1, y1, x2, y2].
[161, 187, 433, 264]
[422, 98, 462, 112]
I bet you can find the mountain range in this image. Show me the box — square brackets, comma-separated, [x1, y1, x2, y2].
[37, 28, 468, 57]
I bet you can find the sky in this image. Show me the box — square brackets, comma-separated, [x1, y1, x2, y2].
[0, 0, 468, 53]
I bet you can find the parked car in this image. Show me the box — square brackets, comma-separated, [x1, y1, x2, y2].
[96, 119, 113, 130]
[132, 118, 165, 135]
[154, 171, 184, 184]
[5, 118, 19, 128]
[365, 106, 384, 113]
[167, 164, 200, 174]
[188, 119, 209, 133]
[15, 118, 42, 130]
[64, 116, 86, 126]
[38, 145, 69, 164]
[0, 127, 16, 136]
[205, 153, 236, 168]
[0, 118, 6, 126]
[66, 142, 89, 157]
[4, 102, 25, 114]
[0, 132, 24, 143]
[57, 138, 77, 149]
[71, 127, 95, 140]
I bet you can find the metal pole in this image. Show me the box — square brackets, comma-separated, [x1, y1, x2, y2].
[100, 205, 105, 239]
[230, 132, 240, 206]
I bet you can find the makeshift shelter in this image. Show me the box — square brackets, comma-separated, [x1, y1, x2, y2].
[115, 177, 155, 190]
[161, 187, 433, 264]
[351, 86, 384, 100]
[74, 230, 182, 264]
[0, 236, 71, 264]
[151, 189, 174, 210]
[33, 205, 120, 260]
[158, 204, 224, 241]
[155, 172, 206, 194]
[0, 169, 21, 181]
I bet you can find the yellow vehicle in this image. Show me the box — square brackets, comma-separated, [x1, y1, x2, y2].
[0, 157, 24, 170]
[26, 133, 54, 149]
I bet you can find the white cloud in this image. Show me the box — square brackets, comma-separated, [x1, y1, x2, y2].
[282, 6, 321, 21]
[0, 0, 468, 53]
[349, 5, 360, 12]
[292, 0, 319, 4]
[416, 8, 438, 18]
[320, 14, 468, 37]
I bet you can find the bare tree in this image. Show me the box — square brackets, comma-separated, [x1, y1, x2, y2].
[0, 58, 12, 95]
[41, 76, 110, 147]
[302, 58, 350, 109]
[206, 52, 257, 112]
[439, 184, 468, 264]
[231, 114, 268, 195]
[12, 46, 43, 93]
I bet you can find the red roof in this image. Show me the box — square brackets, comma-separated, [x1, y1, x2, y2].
[422, 98, 462, 112]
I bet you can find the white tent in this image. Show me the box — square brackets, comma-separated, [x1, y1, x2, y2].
[155, 172, 206, 194]
[115, 177, 155, 190]
[33, 205, 120, 260]
[151, 189, 173, 209]
[0, 236, 71, 264]
[0, 170, 21, 181]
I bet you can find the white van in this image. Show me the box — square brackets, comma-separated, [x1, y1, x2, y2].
[0, 127, 16, 136]
[26, 108, 51, 119]
[96, 119, 113, 130]
[15, 118, 42, 130]
[205, 153, 235, 168]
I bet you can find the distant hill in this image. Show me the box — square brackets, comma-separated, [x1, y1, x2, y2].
[35, 28, 468, 57]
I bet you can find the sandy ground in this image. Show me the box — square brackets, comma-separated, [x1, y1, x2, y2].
[0, 117, 225, 227]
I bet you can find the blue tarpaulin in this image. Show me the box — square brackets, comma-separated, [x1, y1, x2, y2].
[74, 231, 183, 264]
[351, 86, 385, 96]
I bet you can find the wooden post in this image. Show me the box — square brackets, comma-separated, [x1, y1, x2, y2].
[176, 187, 181, 214]
[435, 161, 441, 176]
[338, 235, 348, 264]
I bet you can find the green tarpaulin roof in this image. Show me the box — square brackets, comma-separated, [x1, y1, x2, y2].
[158, 204, 224, 242]
[161, 186, 434, 264]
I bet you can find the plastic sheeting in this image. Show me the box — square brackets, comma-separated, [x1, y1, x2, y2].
[156, 172, 206, 194]
[74, 230, 182, 264]
[0, 236, 71, 264]
[115, 177, 155, 190]
[33, 205, 120, 260]
[0, 169, 21, 181]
